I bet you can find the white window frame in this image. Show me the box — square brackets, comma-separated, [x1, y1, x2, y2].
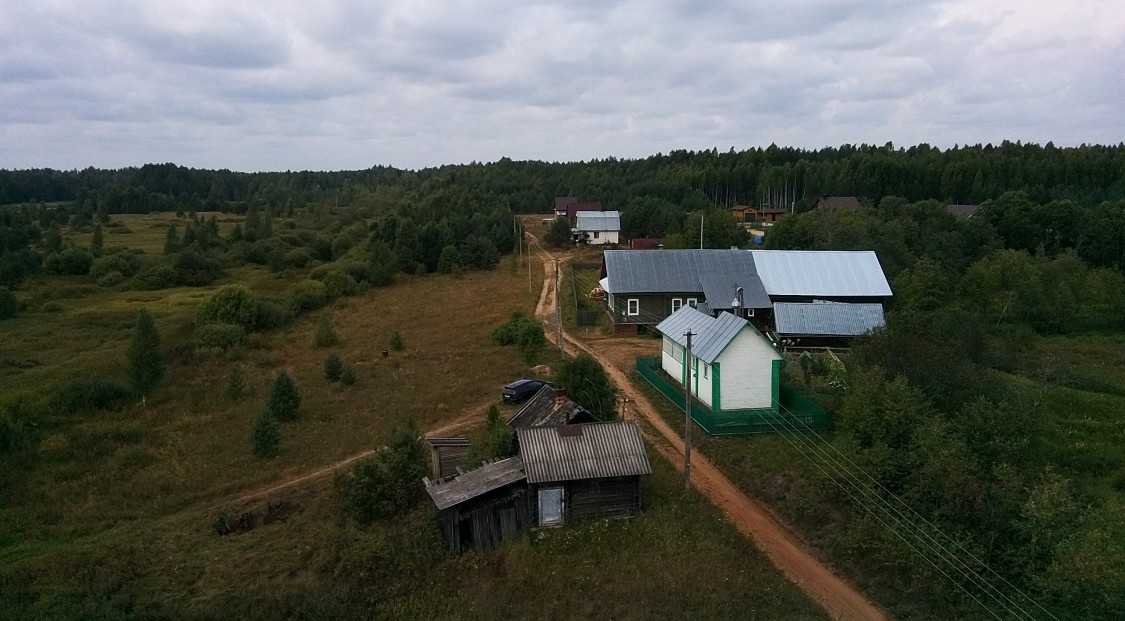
[627, 298, 639, 316]
[671, 298, 683, 313]
[686, 298, 698, 309]
[745, 308, 755, 317]
[662, 338, 673, 356]
[703, 362, 709, 379]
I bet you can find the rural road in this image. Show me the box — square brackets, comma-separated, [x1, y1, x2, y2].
[529, 234, 890, 621]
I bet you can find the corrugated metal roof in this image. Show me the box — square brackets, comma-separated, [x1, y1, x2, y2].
[601, 250, 771, 309]
[748, 250, 892, 297]
[424, 456, 526, 510]
[774, 302, 886, 336]
[656, 305, 749, 363]
[575, 211, 621, 232]
[517, 421, 652, 484]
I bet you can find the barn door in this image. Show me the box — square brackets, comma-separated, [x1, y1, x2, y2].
[538, 487, 565, 527]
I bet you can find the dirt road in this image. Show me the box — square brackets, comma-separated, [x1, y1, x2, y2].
[530, 237, 890, 621]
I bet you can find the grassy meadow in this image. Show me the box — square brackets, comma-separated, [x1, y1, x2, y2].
[0, 213, 826, 619]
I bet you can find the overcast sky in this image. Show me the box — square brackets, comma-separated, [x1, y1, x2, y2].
[2, 0, 1122, 172]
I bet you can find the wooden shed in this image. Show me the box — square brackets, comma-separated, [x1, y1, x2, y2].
[425, 436, 470, 480]
[424, 457, 530, 553]
[516, 421, 652, 526]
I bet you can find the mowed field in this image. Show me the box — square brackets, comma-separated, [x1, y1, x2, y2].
[0, 213, 826, 620]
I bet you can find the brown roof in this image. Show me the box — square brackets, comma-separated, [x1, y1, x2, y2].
[566, 202, 602, 220]
[554, 196, 578, 212]
[816, 196, 862, 210]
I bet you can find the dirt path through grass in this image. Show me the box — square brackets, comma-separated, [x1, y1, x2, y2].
[530, 238, 890, 621]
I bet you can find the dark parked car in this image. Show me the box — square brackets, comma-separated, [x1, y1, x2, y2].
[502, 379, 548, 404]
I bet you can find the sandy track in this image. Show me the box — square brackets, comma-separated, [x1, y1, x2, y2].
[530, 238, 889, 621]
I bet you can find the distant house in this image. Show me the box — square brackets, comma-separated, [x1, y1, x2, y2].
[732, 204, 786, 224]
[517, 421, 651, 526]
[554, 196, 578, 218]
[814, 196, 862, 211]
[730, 205, 756, 222]
[629, 237, 663, 250]
[599, 249, 892, 339]
[655, 306, 783, 414]
[946, 204, 979, 218]
[552, 198, 602, 225]
[573, 210, 621, 245]
[508, 386, 599, 429]
[424, 420, 652, 552]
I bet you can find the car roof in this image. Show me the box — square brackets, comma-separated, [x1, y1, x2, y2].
[506, 379, 540, 388]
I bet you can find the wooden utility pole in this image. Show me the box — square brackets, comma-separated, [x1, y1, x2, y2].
[555, 258, 564, 355]
[527, 224, 533, 294]
[683, 330, 695, 489]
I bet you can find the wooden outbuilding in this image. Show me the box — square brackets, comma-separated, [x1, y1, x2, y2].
[424, 457, 530, 553]
[517, 421, 652, 526]
[425, 436, 471, 480]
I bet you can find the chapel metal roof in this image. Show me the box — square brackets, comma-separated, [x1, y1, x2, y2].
[655, 305, 751, 363]
[424, 456, 527, 511]
[574, 211, 621, 232]
[748, 250, 892, 297]
[773, 302, 886, 336]
[517, 421, 651, 484]
[601, 250, 771, 308]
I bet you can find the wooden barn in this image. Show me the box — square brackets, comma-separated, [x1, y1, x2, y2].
[517, 421, 652, 526]
[423, 456, 530, 553]
[425, 436, 470, 480]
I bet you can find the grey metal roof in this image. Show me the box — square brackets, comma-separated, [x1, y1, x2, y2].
[947, 204, 979, 218]
[517, 421, 652, 484]
[574, 211, 621, 232]
[748, 250, 892, 297]
[773, 302, 886, 336]
[424, 456, 526, 510]
[601, 249, 771, 309]
[507, 385, 590, 429]
[655, 305, 748, 364]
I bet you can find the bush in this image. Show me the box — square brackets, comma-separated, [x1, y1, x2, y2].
[133, 263, 179, 290]
[198, 285, 259, 331]
[48, 248, 95, 275]
[321, 269, 359, 299]
[334, 422, 427, 523]
[195, 322, 246, 349]
[251, 410, 281, 458]
[255, 298, 294, 330]
[285, 248, 311, 269]
[226, 367, 245, 400]
[265, 370, 301, 421]
[288, 280, 328, 314]
[51, 377, 131, 413]
[96, 271, 125, 287]
[389, 330, 404, 351]
[324, 353, 344, 382]
[437, 245, 461, 274]
[491, 311, 546, 363]
[0, 288, 19, 320]
[127, 309, 164, 398]
[40, 301, 63, 313]
[89, 254, 132, 280]
[173, 250, 223, 286]
[340, 365, 357, 386]
[314, 314, 339, 347]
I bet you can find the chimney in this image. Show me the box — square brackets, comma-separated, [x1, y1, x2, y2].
[554, 387, 567, 409]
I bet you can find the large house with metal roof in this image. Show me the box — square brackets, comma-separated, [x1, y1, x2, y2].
[655, 305, 783, 414]
[599, 249, 891, 343]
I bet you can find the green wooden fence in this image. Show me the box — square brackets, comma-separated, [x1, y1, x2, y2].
[635, 356, 830, 435]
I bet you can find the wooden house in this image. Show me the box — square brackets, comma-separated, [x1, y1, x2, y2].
[573, 211, 621, 246]
[814, 196, 862, 211]
[517, 421, 652, 526]
[424, 456, 530, 553]
[425, 436, 470, 480]
[655, 306, 783, 413]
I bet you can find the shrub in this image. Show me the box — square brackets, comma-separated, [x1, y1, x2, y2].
[324, 353, 344, 382]
[198, 285, 259, 331]
[340, 365, 357, 386]
[251, 410, 281, 458]
[491, 311, 545, 363]
[89, 254, 132, 280]
[173, 250, 223, 286]
[51, 377, 131, 413]
[285, 248, 311, 269]
[255, 298, 294, 330]
[314, 314, 339, 348]
[288, 280, 328, 314]
[334, 422, 427, 523]
[133, 263, 179, 290]
[96, 271, 125, 287]
[226, 366, 245, 400]
[40, 301, 63, 313]
[127, 309, 164, 398]
[437, 245, 461, 274]
[265, 370, 301, 421]
[388, 330, 404, 351]
[321, 269, 359, 299]
[48, 248, 95, 275]
[0, 288, 19, 320]
[195, 322, 246, 349]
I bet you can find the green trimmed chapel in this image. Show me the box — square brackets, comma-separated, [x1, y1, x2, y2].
[655, 305, 783, 415]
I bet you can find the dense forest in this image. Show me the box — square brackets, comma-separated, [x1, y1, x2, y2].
[3, 142, 1125, 619]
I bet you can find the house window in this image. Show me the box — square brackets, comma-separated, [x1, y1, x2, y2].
[671, 298, 683, 313]
[627, 299, 639, 316]
[663, 338, 673, 356]
[686, 298, 698, 309]
[703, 362, 709, 379]
[538, 487, 565, 526]
[745, 308, 755, 317]
[593, 231, 599, 239]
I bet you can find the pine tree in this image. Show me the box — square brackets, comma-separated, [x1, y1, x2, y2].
[164, 224, 180, 255]
[266, 370, 301, 420]
[324, 353, 343, 382]
[314, 314, 339, 347]
[90, 223, 104, 255]
[251, 410, 280, 457]
[126, 309, 164, 399]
